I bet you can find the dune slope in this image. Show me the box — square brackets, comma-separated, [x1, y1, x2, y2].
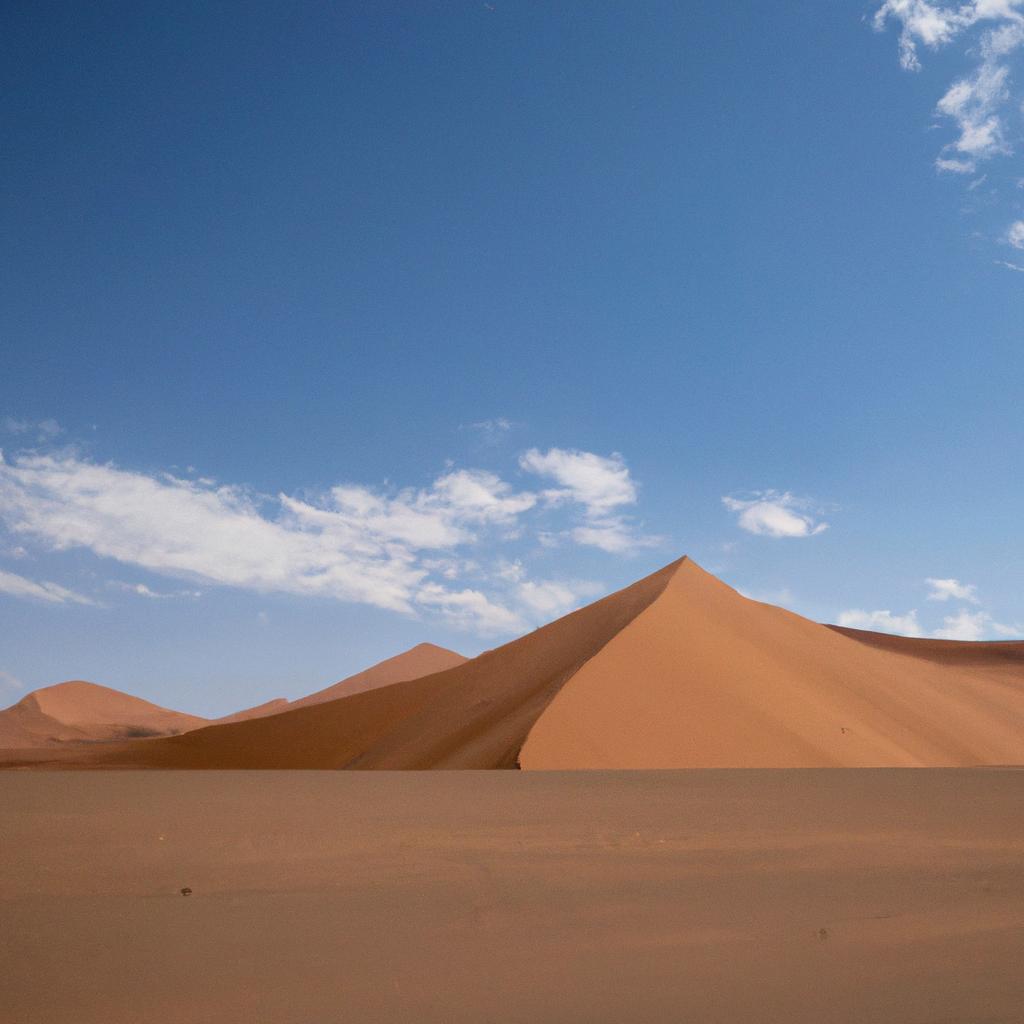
[53, 559, 679, 769]
[290, 642, 468, 707]
[520, 559, 1024, 768]
[0, 681, 207, 749]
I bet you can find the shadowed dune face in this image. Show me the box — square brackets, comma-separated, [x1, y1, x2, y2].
[828, 624, 1024, 666]
[5, 556, 1024, 771]
[0, 682, 208, 749]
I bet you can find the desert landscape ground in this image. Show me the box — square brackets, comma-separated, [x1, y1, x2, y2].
[4, 558, 1024, 1022]
[3, 769, 1024, 1024]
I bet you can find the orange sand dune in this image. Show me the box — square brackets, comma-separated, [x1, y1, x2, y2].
[6, 556, 1024, 770]
[212, 698, 291, 725]
[520, 559, 1024, 768]
[209, 643, 466, 725]
[290, 642, 467, 707]
[0, 681, 207, 749]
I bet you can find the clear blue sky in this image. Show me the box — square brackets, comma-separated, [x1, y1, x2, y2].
[2, 2, 1022, 715]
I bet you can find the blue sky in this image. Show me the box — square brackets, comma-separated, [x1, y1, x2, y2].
[2, 2, 1023, 716]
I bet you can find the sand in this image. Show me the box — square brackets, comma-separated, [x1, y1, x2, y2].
[0, 681, 208, 749]
[12, 556, 1024, 772]
[3, 768, 1023, 1023]
[288, 641, 467, 707]
[520, 559, 1024, 768]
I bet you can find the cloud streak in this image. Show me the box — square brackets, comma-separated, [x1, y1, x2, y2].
[0, 445, 645, 635]
[519, 447, 660, 553]
[0, 567, 96, 606]
[873, 1, 1024, 245]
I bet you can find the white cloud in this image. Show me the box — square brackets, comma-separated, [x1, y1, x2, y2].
[926, 577, 980, 602]
[0, 445, 648, 636]
[722, 491, 829, 539]
[415, 582, 527, 636]
[933, 607, 992, 639]
[520, 448, 637, 514]
[516, 578, 603, 619]
[0, 567, 95, 606]
[995, 258, 1024, 270]
[519, 447, 658, 553]
[1007, 220, 1024, 247]
[110, 581, 202, 600]
[837, 608, 924, 636]
[875, 2, 1024, 185]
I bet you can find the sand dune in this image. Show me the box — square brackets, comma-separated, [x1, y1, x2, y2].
[212, 698, 291, 725]
[210, 644, 466, 724]
[0, 643, 467, 751]
[5, 556, 1024, 769]
[3, 769, 1024, 1023]
[0, 681, 207, 749]
[290, 642, 467, 707]
[520, 559, 1024, 768]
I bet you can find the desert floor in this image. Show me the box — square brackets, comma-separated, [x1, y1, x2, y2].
[3, 769, 1023, 1023]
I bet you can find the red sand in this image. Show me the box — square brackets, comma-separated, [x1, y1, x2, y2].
[3, 768, 1023, 1023]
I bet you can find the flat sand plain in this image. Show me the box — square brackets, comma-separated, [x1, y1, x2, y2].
[3, 769, 1024, 1023]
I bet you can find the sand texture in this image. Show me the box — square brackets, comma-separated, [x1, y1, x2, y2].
[3, 769, 1023, 1024]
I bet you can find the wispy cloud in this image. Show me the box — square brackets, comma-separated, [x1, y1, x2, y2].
[932, 607, 992, 639]
[519, 447, 660, 553]
[722, 491, 829, 539]
[837, 607, 924, 636]
[926, 576, 980, 602]
[1008, 219, 1024, 247]
[0, 445, 641, 635]
[0, 670, 25, 693]
[109, 581, 202, 600]
[463, 418, 517, 445]
[0, 567, 96, 606]
[873, 1, 1024, 246]
[839, 573, 1019, 639]
[2, 417, 62, 442]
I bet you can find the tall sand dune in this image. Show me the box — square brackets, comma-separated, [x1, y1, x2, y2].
[520, 559, 1024, 768]
[6, 556, 1024, 769]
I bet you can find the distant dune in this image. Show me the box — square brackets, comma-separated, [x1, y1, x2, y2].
[289, 642, 468, 707]
[0, 644, 466, 752]
[0, 681, 207, 749]
[5, 557, 1024, 770]
[210, 643, 466, 724]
